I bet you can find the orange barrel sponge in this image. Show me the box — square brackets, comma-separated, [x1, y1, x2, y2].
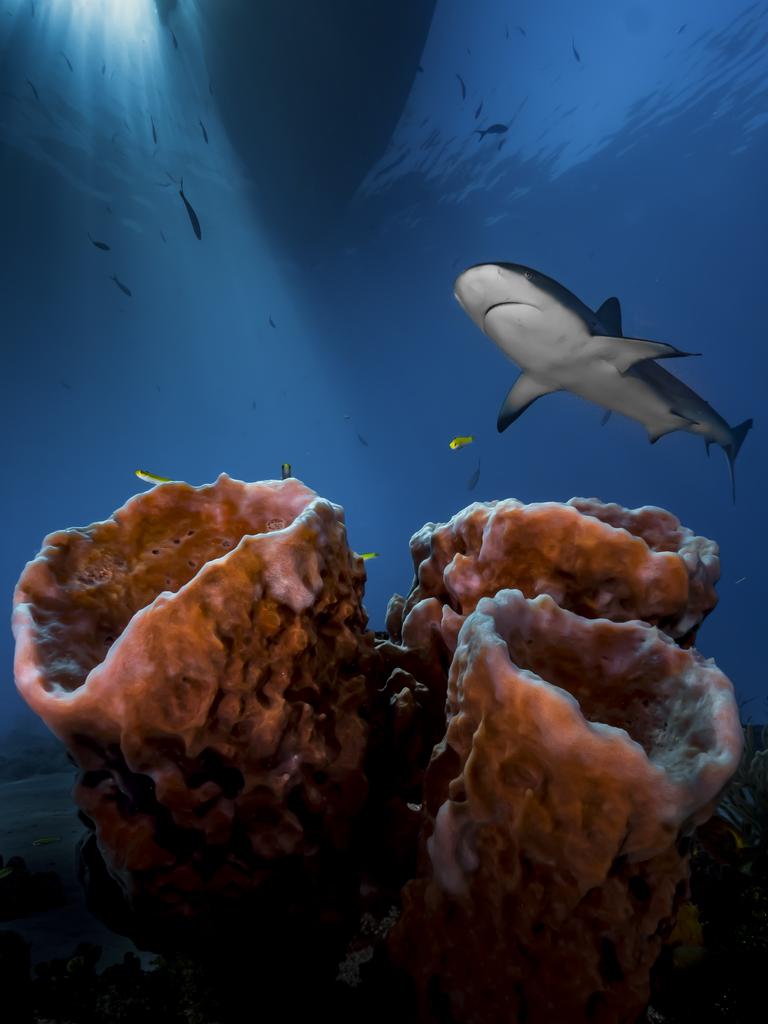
[387, 496, 719, 649]
[388, 588, 743, 1024]
[12, 474, 373, 945]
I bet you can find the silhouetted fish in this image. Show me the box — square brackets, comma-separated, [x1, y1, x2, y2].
[199, 118, 208, 143]
[110, 273, 132, 297]
[467, 458, 481, 491]
[151, 116, 158, 145]
[159, 229, 167, 243]
[474, 122, 507, 140]
[171, 29, 178, 49]
[572, 38, 581, 63]
[178, 178, 201, 239]
[356, 431, 369, 447]
[678, 23, 687, 34]
[517, 26, 526, 37]
[101, 61, 106, 75]
[456, 73, 466, 100]
[26, 78, 38, 101]
[474, 100, 483, 119]
[59, 51, 73, 72]
[88, 232, 110, 251]
[268, 316, 276, 328]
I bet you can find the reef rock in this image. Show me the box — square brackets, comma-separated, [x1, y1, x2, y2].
[12, 475, 373, 949]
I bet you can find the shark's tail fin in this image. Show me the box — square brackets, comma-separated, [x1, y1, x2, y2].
[724, 418, 753, 503]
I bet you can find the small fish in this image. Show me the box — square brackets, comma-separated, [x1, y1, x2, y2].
[356, 431, 369, 447]
[32, 836, 61, 846]
[151, 115, 158, 145]
[517, 26, 527, 37]
[474, 100, 483, 119]
[110, 273, 132, 297]
[171, 29, 178, 49]
[159, 228, 167, 243]
[572, 37, 581, 63]
[135, 469, 173, 484]
[87, 232, 110, 251]
[456, 73, 466, 100]
[600, 409, 612, 426]
[178, 178, 202, 240]
[0, 866, 15, 879]
[678, 23, 687, 34]
[467, 458, 481, 491]
[449, 435, 474, 450]
[735, 576, 747, 584]
[359, 552, 379, 561]
[26, 78, 39, 101]
[281, 463, 292, 480]
[417, 64, 424, 72]
[199, 118, 208, 143]
[268, 315, 276, 328]
[59, 51, 73, 72]
[474, 123, 507, 140]
[101, 61, 106, 75]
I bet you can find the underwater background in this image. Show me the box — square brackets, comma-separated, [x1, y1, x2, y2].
[0, 1, 766, 1022]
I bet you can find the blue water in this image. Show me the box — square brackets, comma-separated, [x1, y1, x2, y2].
[0, 0, 765, 737]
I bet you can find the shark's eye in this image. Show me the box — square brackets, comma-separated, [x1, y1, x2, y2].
[524, 271, 533, 280]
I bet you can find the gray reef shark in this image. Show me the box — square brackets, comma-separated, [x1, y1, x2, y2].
[453, 262, 752, 502]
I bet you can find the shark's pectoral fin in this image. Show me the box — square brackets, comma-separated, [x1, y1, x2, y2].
[497, 374, 559, 432]
[600, 409, 612, 426]
[595, 297, 623, 336]
[591, 335, 700, 374]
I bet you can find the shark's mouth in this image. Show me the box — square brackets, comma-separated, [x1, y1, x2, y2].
[482, 300, 534, 325]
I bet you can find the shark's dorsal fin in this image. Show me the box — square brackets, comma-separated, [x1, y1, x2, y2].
[590, 335, 700, 375]
[497, 374, 560, 432]
[595, 297, 622, 336]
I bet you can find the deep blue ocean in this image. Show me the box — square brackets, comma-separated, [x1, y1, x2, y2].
[0, 2, 765, 1020]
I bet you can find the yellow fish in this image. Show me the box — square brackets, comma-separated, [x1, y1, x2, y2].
[449, 435, 474, 450]
[359, 552, 380, 561]
[281, 463, 292, 480]
[32, 836, 61, 846]
[135, 469, 173, 484]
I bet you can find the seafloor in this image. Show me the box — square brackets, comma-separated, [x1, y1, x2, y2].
[1, 723, 766, 1024]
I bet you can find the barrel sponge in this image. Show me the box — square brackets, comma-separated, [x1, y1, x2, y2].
[11, 474, 373, 922]
[388, 589, 743, 1024]
[387, 497, 719, 646]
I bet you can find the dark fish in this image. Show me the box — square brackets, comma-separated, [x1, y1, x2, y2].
[26, 78, 39, 101]
[60, 380, 72, 390]
[87, 232, 110, 251]
[374, 149, 409, 178]
[678, 23, 687, 34]
[171, 29, 178, 49]
[467, 458, 481, 491]
[466, 48, 471, 55]
[59, 51, 73, 72]
[474, 122, 507, 140]
[101, 61, 106, 75]
[356, 431, 369, 447]
[517, 26, 526, 37]
[151, 116, 157, 145]
[571, 38, 581, 63]
[110, 273, 132, 297]
[199, 118, 208, 143]
[455, 73, 466, 100]
[29, 0, 34, 17]
[159, 229, 167, 243]
[268, 316, 276, 328]
[178, 178, 201, 240]
[474, 100, 483, 119]
[281, 463, 292, 480]
[417, 64, 424, 72]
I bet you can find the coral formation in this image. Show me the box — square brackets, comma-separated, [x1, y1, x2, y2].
[10, 484, 744, 1023]
[12, 475, 373, 949]
[386, 588, 742, 1024]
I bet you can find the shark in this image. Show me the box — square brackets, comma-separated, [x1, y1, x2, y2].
[453, 262, 753, 501]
